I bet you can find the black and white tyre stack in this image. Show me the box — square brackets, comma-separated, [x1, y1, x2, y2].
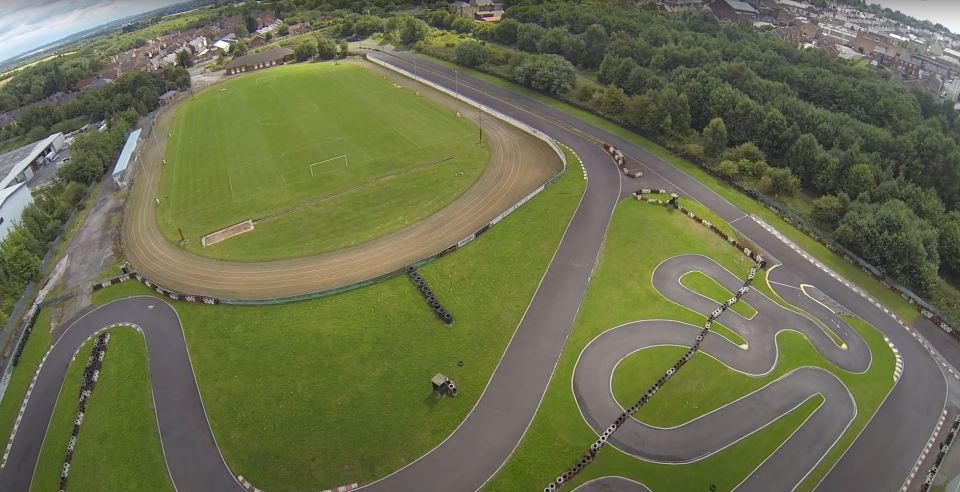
[59, 332, 110, 492]
[406, 266, 454, 325]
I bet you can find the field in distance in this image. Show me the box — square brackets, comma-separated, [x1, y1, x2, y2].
[157, 62, 488, 261]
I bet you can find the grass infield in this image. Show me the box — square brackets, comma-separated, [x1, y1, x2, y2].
[89, 148, 585, 491]
[484, 199, 894, 491]
[158, 62, 488, 260]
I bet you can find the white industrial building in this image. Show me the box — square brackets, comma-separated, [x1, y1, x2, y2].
[0, 132, 68, 242]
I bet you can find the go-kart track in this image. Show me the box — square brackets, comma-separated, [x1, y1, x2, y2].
[0, 48, 949, 492]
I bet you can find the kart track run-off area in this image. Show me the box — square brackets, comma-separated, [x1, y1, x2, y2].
[0, 48, 951, 492]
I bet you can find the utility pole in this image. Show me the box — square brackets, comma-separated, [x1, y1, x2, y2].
[478, 104, 483, 144]
[454, 69, 459, 100]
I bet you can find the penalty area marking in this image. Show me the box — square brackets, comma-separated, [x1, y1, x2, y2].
[309, 155, 349, 177]
[256, 74, 277, 85]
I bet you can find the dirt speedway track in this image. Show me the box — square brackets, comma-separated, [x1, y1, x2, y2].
[122, 62, 561, 299]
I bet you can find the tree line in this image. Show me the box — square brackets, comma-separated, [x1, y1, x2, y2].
[416, 0, 960, 300]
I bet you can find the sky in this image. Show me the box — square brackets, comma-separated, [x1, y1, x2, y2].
[874, 0, 960, 34]
[0, 0, 185, 63]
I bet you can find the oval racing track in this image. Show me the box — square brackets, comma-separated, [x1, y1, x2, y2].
[0, 49, 949, 492]
[123, 62, 561, 299]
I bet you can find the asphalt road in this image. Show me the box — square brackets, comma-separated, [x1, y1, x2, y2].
[0, 49, 948, 492]
[0, 297, 240, 491]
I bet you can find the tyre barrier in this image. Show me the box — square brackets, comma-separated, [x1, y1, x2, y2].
[11, 304, 41, 367]
[602, 143, 642, 178]
[634, 190, 766, 267]
[59, 332, 111, 492]
[406, 267, 454, 325]
[92, 270, 219, 305]
[920, 415, 960, 492]
[544, 255, 765, 490]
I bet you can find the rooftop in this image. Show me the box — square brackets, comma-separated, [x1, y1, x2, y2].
[0, 133, 62, 188]
[0, 182, 27, 209]
[725, 0, 757, 14]
[112, 128, 142, 181]
[224, 47, 294, 71]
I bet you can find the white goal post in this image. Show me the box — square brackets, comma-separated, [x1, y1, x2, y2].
[309, 155, 349, 176]
[256, 74, 277, 85]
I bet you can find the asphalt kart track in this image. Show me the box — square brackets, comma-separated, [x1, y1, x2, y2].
[573, 256, 866, 489]
[0, 50, 949, 492]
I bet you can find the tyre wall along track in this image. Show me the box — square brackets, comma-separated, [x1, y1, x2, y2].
[572, 255, 870, 490]
[121, 61, 562, 300]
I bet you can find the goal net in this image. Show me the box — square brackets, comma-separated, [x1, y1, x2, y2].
[256, 74, 277, 85]
[309, 155, 349, 177]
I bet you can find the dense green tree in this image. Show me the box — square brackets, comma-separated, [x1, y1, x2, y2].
[716, 160, 739, 179]
[295, 40, 317, 61]
[843, 162, 876, 199]
[836, 199, 939, 292]
[512, 54, 576, 95]
[455, 41, 488, 67]
[812, 151, 840, 194]
[515, 23, 546, 52]
[785, 133, 820, 184]
[656, 87, 690, 136]
[353, 15, 385, 37]
[232, 41, 249, 57]
[494, 18, 521, 45]
[940, 211, 960, 276]
[278, 23, 290, 36]
[245, 13, 259, 34]
[703, 117, 727, 157]
[315, 36, 337, 60]
[811, 194, 845, 230]
[397, 16, 429, 45]
[176, 49, 193, 68]
[580, 24, 608, 69]
[760, 167, 800, 196]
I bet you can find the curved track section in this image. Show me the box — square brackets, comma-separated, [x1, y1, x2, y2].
[0, 297, 240, 492]
[573, 255, 864, 489]
[123, 66, 561, 299]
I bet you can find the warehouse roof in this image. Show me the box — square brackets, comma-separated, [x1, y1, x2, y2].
[112, 128, 142, 184]
[224, 47, 294, 71]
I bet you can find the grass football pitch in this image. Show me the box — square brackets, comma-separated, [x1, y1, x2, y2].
[157, 62, 488, 260]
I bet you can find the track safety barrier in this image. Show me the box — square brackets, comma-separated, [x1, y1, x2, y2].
[634, 190, 765, 264]
[406, 267, 453, 325]
[544, 199, 765, 490]
[602, 144, 641, 177]
[92, 270, 219, 305]
[919, 415, 960, 492]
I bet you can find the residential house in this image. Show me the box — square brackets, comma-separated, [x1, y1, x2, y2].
[711, 0, 759, 22]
